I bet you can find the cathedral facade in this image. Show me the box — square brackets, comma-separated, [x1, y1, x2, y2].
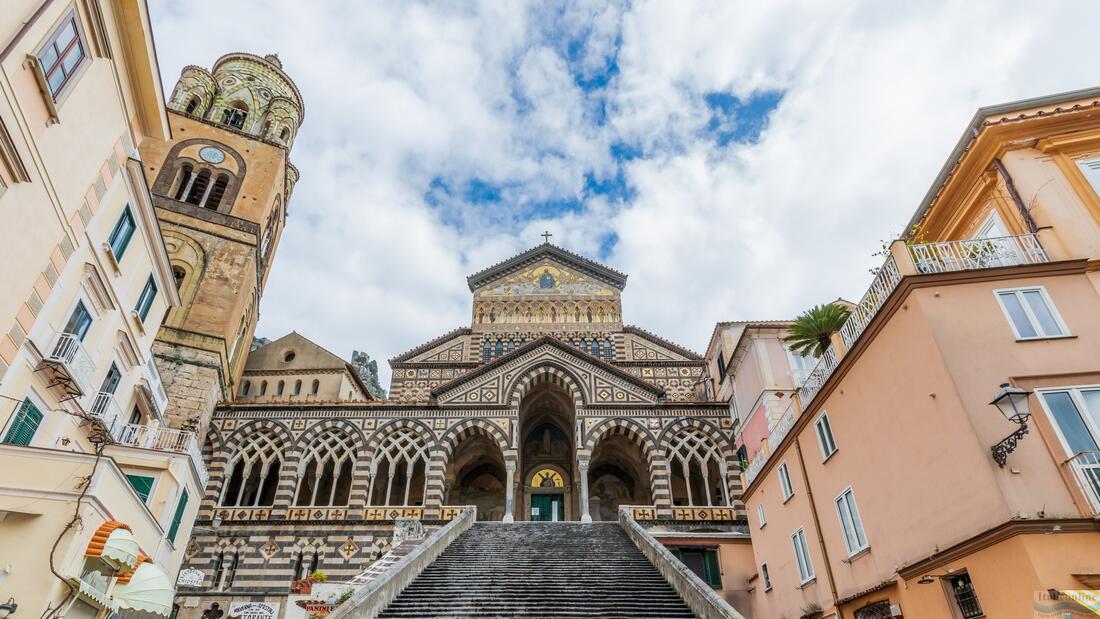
[177, 243, 743, 613]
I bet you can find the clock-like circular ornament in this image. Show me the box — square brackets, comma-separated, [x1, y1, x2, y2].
[199, 147, 225, 164]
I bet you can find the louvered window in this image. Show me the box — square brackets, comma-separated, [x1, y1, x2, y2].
[2, 398, 43, 446]
[167, 488, 188, 543]
[126, 474, 155, 503]
[671, 548, 722, 588]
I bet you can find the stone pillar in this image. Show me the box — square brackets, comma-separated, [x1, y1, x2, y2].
[503, 461, 516, 523]
[578, 458, 592, 523]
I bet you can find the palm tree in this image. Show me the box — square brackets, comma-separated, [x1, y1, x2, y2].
[783, 303, 851, 358]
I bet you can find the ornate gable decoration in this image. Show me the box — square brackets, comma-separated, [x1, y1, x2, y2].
[433, 339, 663, 406]
[389, 328, 472, 363]
[623, 326, 703, 361]
[478, 260, 618, 299]
[467, 244, 627, 293]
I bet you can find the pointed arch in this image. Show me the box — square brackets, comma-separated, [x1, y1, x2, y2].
[506, 361, 587, 408]
[584, 417, 659, 469]
[659, 418, 738, 508]
[437, 418, 510, 461]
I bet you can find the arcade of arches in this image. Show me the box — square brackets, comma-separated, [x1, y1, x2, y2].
[184, 244, 742, 599]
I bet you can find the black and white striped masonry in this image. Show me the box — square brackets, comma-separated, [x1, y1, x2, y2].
[378, 522, 697, 618]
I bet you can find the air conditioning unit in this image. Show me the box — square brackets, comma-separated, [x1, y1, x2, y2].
[890, 604, 903, 617]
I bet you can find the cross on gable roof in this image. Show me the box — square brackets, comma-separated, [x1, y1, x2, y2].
[466, 243, 628, 292]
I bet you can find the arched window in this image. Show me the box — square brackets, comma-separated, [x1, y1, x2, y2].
[603, 338, 614, 362]
[205, 174, 229, 211]
[590, 340, 600, 357]
[311, 379, 320, 395]
[495, 340, 504, 358]
[482, 340, 491, 362]
[260, 381, 268, 395]
[172, 266, 186, 289]
[221, 429, 283, 507]
[184, 169, 211, 206]
[276, 380, 285, 396]
[280, 127, 290, 142]
[293, 380, 302, 395]
[261, 120, 271, 136]
[213, 551, 237, 591]
[368, 428, 430, 507]
[184, 96, 199, 115]
[667, 428, 728, 507]
[173, 164, 194, 201]
[295, 429, 356, 506]
[222, 102, 248, 130]
[241, 381, 251, 397]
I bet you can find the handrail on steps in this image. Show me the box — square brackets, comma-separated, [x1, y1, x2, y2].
[327, 506, 477, 619]
[619, 506, 747, 619]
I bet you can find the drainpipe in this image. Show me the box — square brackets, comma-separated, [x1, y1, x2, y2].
[794, 438, 840, 609]
[993, 158, 1039, 233]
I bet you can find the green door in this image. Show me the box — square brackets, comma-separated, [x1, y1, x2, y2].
[530, 494, 564, 521]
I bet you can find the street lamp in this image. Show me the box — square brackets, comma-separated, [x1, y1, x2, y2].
[990, 383, 1032, 467]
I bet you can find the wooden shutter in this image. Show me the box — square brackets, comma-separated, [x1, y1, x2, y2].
[167, 488, 189, 543]
[3, 399, 43, 445]
[126, 474, 154, 503]
[703, 550, 722, 588]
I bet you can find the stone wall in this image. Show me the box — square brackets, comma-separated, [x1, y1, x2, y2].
[155, 339, 223, 436]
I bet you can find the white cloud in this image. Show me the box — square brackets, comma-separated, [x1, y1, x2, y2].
[149, 0, 1100, 387]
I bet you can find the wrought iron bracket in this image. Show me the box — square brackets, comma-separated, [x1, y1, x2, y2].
[991, 422, 1029, 467]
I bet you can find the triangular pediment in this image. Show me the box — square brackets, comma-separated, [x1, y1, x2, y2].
[245, 332, 347, 371]
[467, 244, 627, 293]
[432, 337, 664, 406]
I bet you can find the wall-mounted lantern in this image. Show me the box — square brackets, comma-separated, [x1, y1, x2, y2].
[990, 383, 1032, 467]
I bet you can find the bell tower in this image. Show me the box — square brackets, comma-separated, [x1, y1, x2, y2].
[138, 52, 304, 438]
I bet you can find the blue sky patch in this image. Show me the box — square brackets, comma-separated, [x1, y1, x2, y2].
[704, 90, 785, 146]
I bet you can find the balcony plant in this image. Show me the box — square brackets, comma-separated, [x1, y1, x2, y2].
[783, 303, 851, 358]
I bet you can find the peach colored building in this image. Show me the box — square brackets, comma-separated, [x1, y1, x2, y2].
[0, 1, 202, 617]
[736, 87, 1100, 619]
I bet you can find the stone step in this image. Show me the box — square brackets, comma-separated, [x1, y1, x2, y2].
[376, 522, 695, 619]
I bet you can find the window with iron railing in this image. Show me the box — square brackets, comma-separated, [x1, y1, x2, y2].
[947, 573, 983, 618]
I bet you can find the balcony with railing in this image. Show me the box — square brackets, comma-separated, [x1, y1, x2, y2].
[908, 233, 1048, 274]
[38, 332, 97, 397]
[1066, 450, 1100, 514]
[747, 233, 1052, 488]
[87, 391, 123, 435]
[115, 423, 208, 487]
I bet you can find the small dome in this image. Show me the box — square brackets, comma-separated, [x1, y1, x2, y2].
[264, 53, 283, 69]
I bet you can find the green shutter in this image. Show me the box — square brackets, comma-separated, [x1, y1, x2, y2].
[167, 488, 188, 543]
[3, 399, 43, 446]
[126, 474, 155, 503]
[703, 550, 722, 588]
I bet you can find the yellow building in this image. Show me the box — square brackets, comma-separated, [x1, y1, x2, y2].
[0, 1, 203, 617]
[137, 53, 303, 441]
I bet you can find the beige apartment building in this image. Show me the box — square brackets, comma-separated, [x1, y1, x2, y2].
[732, 88, 1100, 619]
[0, 1, 203, 617]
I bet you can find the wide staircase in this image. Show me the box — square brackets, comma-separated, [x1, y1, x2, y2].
[378, 522, 696, 618]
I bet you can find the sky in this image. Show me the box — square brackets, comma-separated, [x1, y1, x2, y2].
[149, 1, 1100, 390]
